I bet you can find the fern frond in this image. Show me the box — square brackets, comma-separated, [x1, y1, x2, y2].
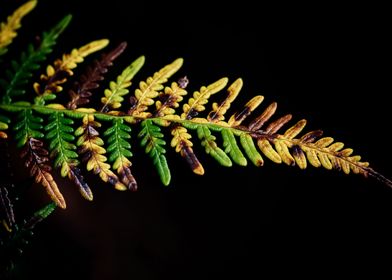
[130, 58, 183, 118]
[208, 78, 243, 123]
[33, 39, 109, 105]
[13, 109, 44, 147]
[100, 55, 144, 112]
[104, 118, 137, 190]
[171, 124, 204, 175]
[0, 0, 37, 56]
[75, 113, 126, 190]
[228, 95, 264, 127]
[182, 77, 228, 120]
[20, 138, 66, 209]
[221, 129, 247, 166]
[197, 125, 232, 167]
[24, 202, 57, 229]
[0, 15, 72, 105]
[155, 79, 188, 118]
[67, 42, 127, 109]
[45, 112, 92, 200]
[138, 119, 171, 186]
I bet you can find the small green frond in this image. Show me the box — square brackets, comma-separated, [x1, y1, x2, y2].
[182, 77, 228, 120]
[105, 118, 137, 190]
[0, 15, 72, 105]
[34, 202, 57, 220]
[101, 55, 145, 112]
[197, 125, 232, 167]
[138, 120, 171, 186]
[0, 0, 37, 55]
[131, 58, 183, 118]
[13, 109, 44, 147]
[240, 133, 264, 167]
[221, 129, 247, 166]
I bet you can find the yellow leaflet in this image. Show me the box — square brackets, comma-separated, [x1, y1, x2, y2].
[208, 78, 242, 122]
[0, 0, 37, 50]
[155, 82, 187, 117]
[171, 126, 193, 152]
[60, 39, 109, 70]
[33, 39, 109, 95]
[228, 95, 264, 127]
[181, 77, 228, 120]
[132, 58, 183, 117]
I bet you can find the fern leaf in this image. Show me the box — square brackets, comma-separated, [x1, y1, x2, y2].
[138, 120, 171, 186]
[221, 129, 247, 166]
[171, 125, 204, 175]
[104, 118, 137, 190]
[67, 42, 127, 109]
[0, 0, 37, 56]
[228, 96, 264, 127]
[182, 77, 228, 120]
[240, 133, 264, 167]
[130, 58, 183, 118]
[45, 112, 92, 200]
[13, 109, 44, 147]
[248, 102, 278, 131]
[0, 114, 10, 138]
[101, 56, 144, 112]
[24, 202, 57, 229]
[155, 80, 188, 118]
[20, 138, 66, 209]
[75, 114, 126, 191]
[0, 15, 72, 105]
[33, 39, 109, 105]
[257, 138, 282, 164]
[197, 125, 232, 167]
[208, 78, 243, 123]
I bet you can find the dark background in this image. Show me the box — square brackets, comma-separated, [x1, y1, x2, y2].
[2, 0, 392, 279]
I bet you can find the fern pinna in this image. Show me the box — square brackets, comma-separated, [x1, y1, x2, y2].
[0, 1, 391, 215]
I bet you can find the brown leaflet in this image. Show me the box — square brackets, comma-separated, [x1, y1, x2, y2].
[67, 42, 127, 109]
[21, 138, 66, 209]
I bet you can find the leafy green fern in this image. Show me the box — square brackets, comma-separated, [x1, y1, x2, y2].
[0, 1, 391, 213]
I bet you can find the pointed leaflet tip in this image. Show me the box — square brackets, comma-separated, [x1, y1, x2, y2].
[49, 14, 73, 38]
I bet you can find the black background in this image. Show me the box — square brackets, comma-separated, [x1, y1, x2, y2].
[1, 0, 392, 279]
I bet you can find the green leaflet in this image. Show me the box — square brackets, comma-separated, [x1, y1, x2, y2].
[45, 112, 78, 175]
[33, 201, 57, 220]
[0, 15, 72, 104]
[14, 109, 44, 147]
[240, 133, 264, 167]
[104, 118, 137, 190]
[0, 114, 10, 130]
[221, 129, 247, 166]
[104, 118, 133, 163]
[0, 0, 37, 56]
[131, 58, 183, 118]
[138, 119, 171, 186]
[101, 56, 145, 112]
[197, 125, 232, 167]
